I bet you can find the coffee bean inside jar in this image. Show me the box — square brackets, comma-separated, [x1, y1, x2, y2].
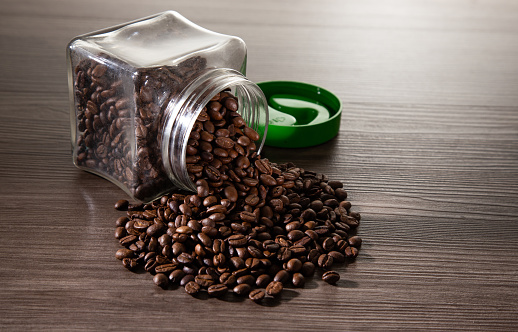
[71, 54, 268, 202]
[68, 11, 268, 202]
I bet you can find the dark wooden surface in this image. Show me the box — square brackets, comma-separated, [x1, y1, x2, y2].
[1, 0, 517, 330]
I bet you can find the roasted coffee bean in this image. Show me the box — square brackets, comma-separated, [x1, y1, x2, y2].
[348, 235, 362, 248]
[227, 234, 247, 247]
[111, 87, 363, 303]
[224, 185, 238, 202]
[255, 274, 272, 288]
[344, 246, 359, 258]
[318, 254, 334, 270]
[263, 240, 280, 252]
[322, 237, 336, 251]
[185, 281, 201, 295]
[120, 234, 137, 246]
[266, 281, 283, 297]
[286, 258, 303, 273]
[115, 227, 126, 239]
[277, 247, 292, 262]
[237, 274, 255, 286]
[273, 270, 290, 284]
[249, 289, 265, 302]
[233, 283, 252, 296]
[300, 262, 316, 277]
[177, 252, 194, 264]
[208, 284, 228, 297]
[122, 258, 138, 271]
[180, 274, 195, 287]
[115, 248, 134, 260]
[169, 269, 185, 284]
[243, 127, 260, 141]
[194, 274, 214, 288]
[292, 273, 305, 288]
[220, 272, 237, 287]
[230, 257, 245, 270]
[287, 230, 305, 242]
[322, 270, 340, 285]
[247, 246, 263, 259]
[116, 216, 128, 227]
[239, 211, 256, 223]
[155, 263, 178, 274]
[114, 199, 129, 211]
[259, 174, 277, 186]
[328, 251, 346, 263]
[153, 273, 169, 288]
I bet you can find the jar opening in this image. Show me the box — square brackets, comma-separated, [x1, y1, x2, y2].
[161, 68, 268, 192]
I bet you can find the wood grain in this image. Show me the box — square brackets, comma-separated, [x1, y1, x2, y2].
[1, 0, 517, 330]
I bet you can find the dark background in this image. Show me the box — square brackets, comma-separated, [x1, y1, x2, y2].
[1, 0, 517, 330]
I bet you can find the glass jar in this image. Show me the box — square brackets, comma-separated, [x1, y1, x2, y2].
[67, 11, 268, 202]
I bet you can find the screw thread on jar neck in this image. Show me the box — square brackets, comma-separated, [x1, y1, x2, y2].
[161, 68, 269, 192]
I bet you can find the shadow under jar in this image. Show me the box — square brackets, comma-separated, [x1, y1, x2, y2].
[67, 11, 268, 202]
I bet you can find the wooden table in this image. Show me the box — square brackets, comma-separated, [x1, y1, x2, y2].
[1, 0, 517, 330]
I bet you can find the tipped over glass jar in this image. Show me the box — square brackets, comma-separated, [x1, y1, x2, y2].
[67, 11, 269, 202]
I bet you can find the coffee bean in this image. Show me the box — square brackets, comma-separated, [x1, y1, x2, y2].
[180, 274, 195, 287]
[322, 270, 340, 285]
[255, 274, 272, 288]
[259, 174, 277, 186]
[224, 185, 238, 202]
[233, 283, 252, 296]
[177, 252, 194, 264]
[348, 235, 362, 248]
[185, 281, 201, 295]
[227, 234, 248, 247]
[109, 86, 363, 303]
[292, 273, 305, 288]
[169, 269, 185, 284]
[254, 158, 272, 174]
[91, 64, 107, 78]
[287, 230, 304, 242]
[239, 211, 256, 223]
[344, 246, 359, 258]
[224, 97, 238, 112]
[207, 284, 228, 297]
[266, 281, 283, 297]
[322, 237, 336, 251]
[115, 248, 134, 260]
[153, 273, 169, 288]
[318, 254, 334, 270]
[219, 272, 237, 287]
[114, 199, 129, 211]
[300, 262, 316, 277]
[237, 274, 255, 286]
[273, 270, 290, 284]
[286, 258, 302, 273]
[155, 263, 178, 274]
[249, 289, 265, 302]
[114, 227, 126, 239]
[122, 258, 138, 271]
[119, 234, 137, 246]
[243, 127, 260, 141]
[328, 251, 346, 263]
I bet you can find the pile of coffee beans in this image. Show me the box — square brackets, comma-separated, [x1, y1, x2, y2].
[113, 91, 362, 302]
[73, 55, 207, 201]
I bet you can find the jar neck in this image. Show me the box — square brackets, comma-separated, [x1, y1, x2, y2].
[161, 68, 269, 192]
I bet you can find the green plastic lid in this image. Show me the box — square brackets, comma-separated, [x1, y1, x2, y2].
[257, 81, 342, 148]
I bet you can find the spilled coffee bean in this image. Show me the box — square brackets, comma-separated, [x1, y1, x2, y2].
[114, 90, 362, 302]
